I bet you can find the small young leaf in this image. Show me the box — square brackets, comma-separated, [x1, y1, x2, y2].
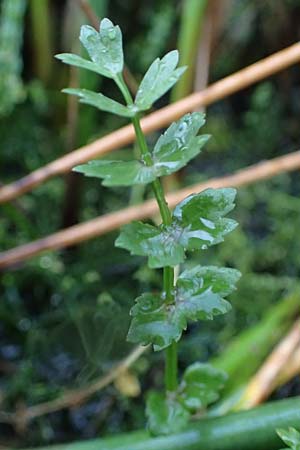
[146, 391, 189, 436]
[180, 363, 227, 411]
[127, 266, 241, 350]
[73, 160, 156, 186]
[135, 50, 186, 110]
[63, 88, 136, 117]
[56, 18, 123, 79]
[116, 188, 238, 268]
[277, 428, 300, 450]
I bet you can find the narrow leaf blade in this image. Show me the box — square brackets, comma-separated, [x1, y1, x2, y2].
[55, 53, 103, 75]
[63, 88, 135, 117]
[73, 160, 156, 186]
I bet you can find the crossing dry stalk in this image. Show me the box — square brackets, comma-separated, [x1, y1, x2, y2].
[1, 150, 299, 269]
[1, 42, 300, 203]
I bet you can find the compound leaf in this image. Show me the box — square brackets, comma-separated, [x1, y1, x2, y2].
[127, 266, 240, 351]
[116, 188, 238, 268]
[146, 391, 189, 436]
[56, 18, 123, 79]
[135, 50, 186, 110]
[73, 160, 156, 186]
[180, 363, 227, 411]
[63, 88, 135, 117]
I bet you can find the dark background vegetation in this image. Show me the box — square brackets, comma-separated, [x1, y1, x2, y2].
[1, 0, 300, 447]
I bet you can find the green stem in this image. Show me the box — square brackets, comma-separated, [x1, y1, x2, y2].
[116, 73, 178, 392]
[115, 74, 133, 105]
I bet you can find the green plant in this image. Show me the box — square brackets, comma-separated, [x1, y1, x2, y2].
[56, 18, 240, 435]
[277, 428, 300, 450]
[276, 427, 300, 450]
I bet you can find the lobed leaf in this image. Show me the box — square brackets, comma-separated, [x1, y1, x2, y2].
[127, 292, 184, 350]
[146, 391, 189, 436]
[56, 18, 123, 79]
[55, 53, 104, 75]
[180, 363, 227, 411]
[63, 88, 136, 117]
[116, 188, 238, 268]
[127, 266, 241, 351]
[135, 50, 186, 110]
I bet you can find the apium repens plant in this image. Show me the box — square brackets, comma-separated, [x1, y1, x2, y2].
[56, 18, 241, 436]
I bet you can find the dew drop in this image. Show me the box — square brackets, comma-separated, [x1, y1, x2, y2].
[141, 299, 152, 311]
[108, 28, 116, 40]
[177, 122, 188, 135]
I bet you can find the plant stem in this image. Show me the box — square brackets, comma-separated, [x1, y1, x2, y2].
[116, 73, 178, 391]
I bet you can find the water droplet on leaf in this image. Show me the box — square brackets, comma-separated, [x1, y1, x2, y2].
[108, 28, 116, 40]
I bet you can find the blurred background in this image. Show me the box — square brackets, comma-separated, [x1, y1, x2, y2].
[1, 0, 300, 447]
